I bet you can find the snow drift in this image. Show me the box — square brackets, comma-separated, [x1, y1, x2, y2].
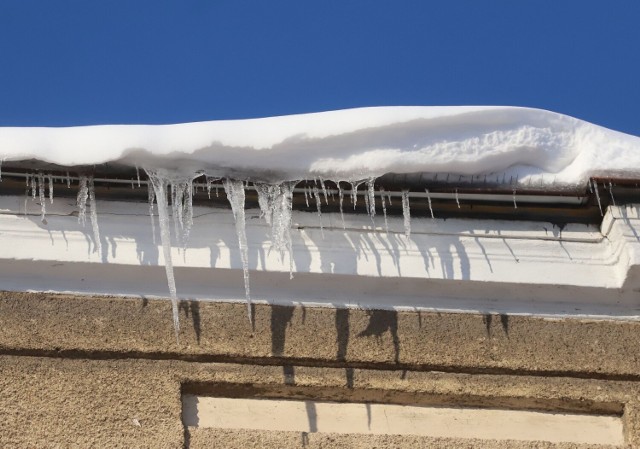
[1, 106, 639, 185]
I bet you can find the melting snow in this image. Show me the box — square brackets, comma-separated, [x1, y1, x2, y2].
[1, 106, 639, 186]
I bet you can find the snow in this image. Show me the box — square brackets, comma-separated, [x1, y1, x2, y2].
[1, 106, 639, 186]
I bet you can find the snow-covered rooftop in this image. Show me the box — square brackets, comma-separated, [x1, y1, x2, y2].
[1, 106, 639, 185]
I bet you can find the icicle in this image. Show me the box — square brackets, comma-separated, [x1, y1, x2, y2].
[366, 177, 376, 220]
[455, 189, 461, 208]
[380, 186, 389, 233]
[24, 174, 29, 215]
[148, 184, 157, 245]
[38, 173, 46, 222]
[146, 169, 180, 340]
[363, 188, 370, 216]
[0, 159, 3, 181]
[303, 186, 310, 208]
[48, 174, 54, 204]
[66, 172, 71, 188]
[88, 177, 102, 257]
[608, 181, 616, 206]
[223, 179, 252, 325]
[206, 177, 213, 199]
[170, 179, 194, 248]
[77, 176, 88, 226]
[313, 185, 324, 237]
[318, 178, 329, 205]
[136, 166, 141, 187]
[512, 189, 518, 209]
[183, 180, 194, 245]
[592, 179, 603, 216]
[386, 191, 392, 206]
[338, 183, 345, 229]
[255, 181, 297, 276]
[256, 183, 275, 224]
[350, 181, 359, 210]
[31, 175, 37, 200]
[425, 189, 434, 219]
[401, 190, 411, 238]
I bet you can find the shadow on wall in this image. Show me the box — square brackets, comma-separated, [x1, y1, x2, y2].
[269, 304, 401, 383]
[268, 303, 401, 438]
[26, 193, 493, 287]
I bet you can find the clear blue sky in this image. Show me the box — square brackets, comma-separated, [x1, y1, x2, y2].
[0, 1, 639, 135]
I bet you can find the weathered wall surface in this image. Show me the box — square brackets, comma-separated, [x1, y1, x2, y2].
[1, 292, 640, 448]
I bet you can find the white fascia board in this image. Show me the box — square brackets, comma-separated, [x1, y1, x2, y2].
[0, 195, 639, 319]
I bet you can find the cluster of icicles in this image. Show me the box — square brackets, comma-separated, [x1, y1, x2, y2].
[18, 167, 611, 341]
[144, 171, 409, 340]
[18, 168, 417, 340]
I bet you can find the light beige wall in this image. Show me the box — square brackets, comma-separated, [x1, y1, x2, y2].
[0, 292, 639, 448]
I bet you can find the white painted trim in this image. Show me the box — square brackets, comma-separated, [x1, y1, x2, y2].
[1, 195, 639, 318]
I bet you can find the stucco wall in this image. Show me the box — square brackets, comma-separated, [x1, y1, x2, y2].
[1, 292, 639, 448]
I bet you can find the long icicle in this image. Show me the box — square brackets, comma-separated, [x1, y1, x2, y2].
[77, 176, 88, 226]
[366, 177, 376, 225]
[48, 174, 54, 204]
[338, 182, 345, 229]
[88, 177, 102, 258]
[401, 190, 411, 238]
[425, 188, 434, 219]
[592, 179, 603, 216]
[223, 179, 252, 326]
[313, 185, 324, 238]
[148, 183, 157, 245]
[380, 186, 389, 233]
[38, 172, 46, 222]
[146, 169, 181, 341]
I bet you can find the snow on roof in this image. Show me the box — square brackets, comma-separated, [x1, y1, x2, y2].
[1, 106, 639, 185]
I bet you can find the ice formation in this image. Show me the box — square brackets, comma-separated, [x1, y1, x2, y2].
[223, 179, 252, 324]
[37, 172, 46, 222]
[148, 184, 156, 244]
[87, 177, 102, 257]
[380, 187, 389, 233]
[366, 178, 376, 221]
[170, 179, 194, 249]
[593, 180, 603, 216]
[77, 176, 88, 226]
[425, 189, 435, 219]
[401, 190, 411, 238]
[312, 185, 324, 237]
[146, 169, 181, 339]
[255, 181, 296, 277]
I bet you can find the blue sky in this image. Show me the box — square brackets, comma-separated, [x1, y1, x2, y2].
[0, 1, 638, 135]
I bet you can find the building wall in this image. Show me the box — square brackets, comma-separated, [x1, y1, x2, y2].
[0, 292, 639, 448]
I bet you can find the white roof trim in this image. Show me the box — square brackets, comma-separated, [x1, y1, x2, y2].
[0, 195, 639, 319]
